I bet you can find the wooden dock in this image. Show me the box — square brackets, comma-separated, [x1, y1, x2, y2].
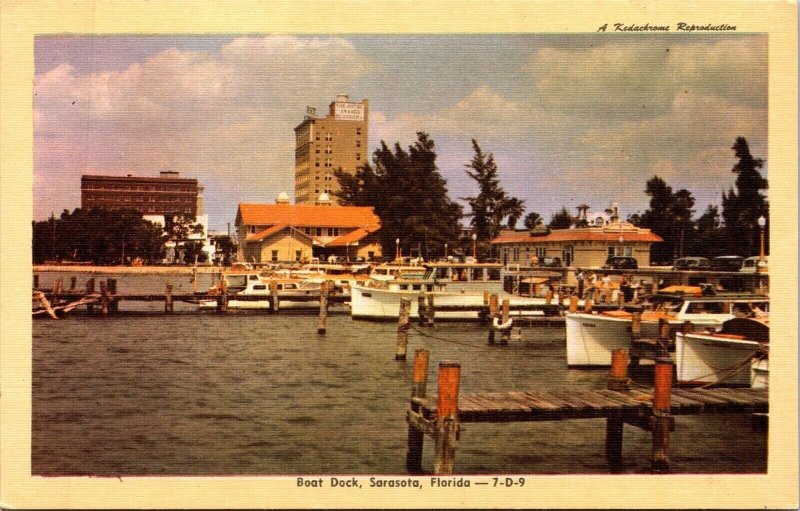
[404, 349, 768, 474]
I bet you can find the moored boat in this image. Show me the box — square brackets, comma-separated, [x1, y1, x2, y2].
[198, 272, 321, 310]
[675, 317, 769, 387]
[565, 292, 768, 367]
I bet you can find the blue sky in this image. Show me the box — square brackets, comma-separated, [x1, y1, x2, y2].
[34, 34, 767, 230]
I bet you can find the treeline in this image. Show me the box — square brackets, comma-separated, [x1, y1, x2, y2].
[337, 133, 767, 265]
[32, 208, 237, 265]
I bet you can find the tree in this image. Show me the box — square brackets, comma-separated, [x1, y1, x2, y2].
[335, 132, 463, 259]
[548, 207, 574, 229]
[638, 176, 696, 264]
[694, 205, 725, 258]
[32, 208, 164, 264]
[523, 212, 543, 230]
[721, 137, 768, 256]
[461, 140, 525, 258]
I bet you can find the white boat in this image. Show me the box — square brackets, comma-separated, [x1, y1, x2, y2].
[675, 317, 769, 387]
[350, 263, 553, 321]
[198, 272, 321, 310]
[565, 291, 768, 367]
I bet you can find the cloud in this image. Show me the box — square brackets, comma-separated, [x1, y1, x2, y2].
[34, 35, 374, 224]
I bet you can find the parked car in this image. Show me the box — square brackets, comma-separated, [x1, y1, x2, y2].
[672, 257, 710, 270]
[602, 256, 638, 269]
[741, 255, 768, 273]
[709, 255, 744, 271]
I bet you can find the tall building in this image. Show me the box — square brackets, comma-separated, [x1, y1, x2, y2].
[80, 171, 203, 218]
[294, 94, 369, 205]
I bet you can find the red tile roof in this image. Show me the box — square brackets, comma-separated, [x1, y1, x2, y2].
[492, 228, 663, 244]
[237, 203, 380, 228]
[325, 225, 380, 247]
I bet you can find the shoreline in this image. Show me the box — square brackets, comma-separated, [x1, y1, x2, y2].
[33, 265, 222, 275]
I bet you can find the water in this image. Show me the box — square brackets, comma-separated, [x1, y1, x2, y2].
[32, 272, 767, 476]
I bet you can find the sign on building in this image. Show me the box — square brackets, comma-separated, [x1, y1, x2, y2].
[334, 102, 365, 121]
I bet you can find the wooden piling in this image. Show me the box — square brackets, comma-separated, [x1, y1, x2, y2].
[583, 298, 593, 313]
[500, 298, 511, 345]
[192, 266, 198, 293]
[216, 291, 228, 313]
[34, 291, 58, 320]
[568, 295, 578, 313]
[617, 288, 624, 307]
[545, 289, 553, 305]
[318, 282, 328, 335]
[605, 409, 624, 473]
[107, 279, 118, 312]
[417, 292, 427, 327]
[99, 280, 109, 315]
[165, 283, 174, 313]
[33, 274, 39, 289]
[270, 281, 279, 313]
[651, 355, 673, 473]
[630, 310, 642, 340]
[69, 276, 77, 290]
[52, 277, 62, 296]
[658, 317, 671, 340]
[406, 349, 429, 472]
[607, 349, 630, 391]
[396, 298, 412, 360]
[86, 278, 95, 314]
[425, 294, 435, 328]
[489, 293, 499, 318]
[434, 361, 461, 475]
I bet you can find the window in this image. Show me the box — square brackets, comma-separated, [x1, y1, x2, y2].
[250, 226, 257, 234]
[513, 247, 520, 262]
[315, 162, 320, 167]
[535, 247, 546, 259]
[315, 176, 320, 180]
[271, 250, 278, 262]
[608, 246, 634, 258]
[295, 250, 302, 261]
[356, 140, 361, 147]
[316, 149, 320, 154]
[315, 134, 320, 141]
[356, 153, 361, 160]
[562, 245, 574, 267]
[368, 251, 374, 260]
[325, 133, 333, 141]
[316, 228, 322, 237]
[356, 127, 361, 135]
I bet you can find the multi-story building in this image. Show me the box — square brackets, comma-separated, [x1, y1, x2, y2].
[80, 171, 203, 218]
[236, 192, 382, 263]
[294, 94, 369, 205]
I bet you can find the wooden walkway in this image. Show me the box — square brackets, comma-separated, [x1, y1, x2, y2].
[404, 349, 769, 475]
[410, 387, 768, 423]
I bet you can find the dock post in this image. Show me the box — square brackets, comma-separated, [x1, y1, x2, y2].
[617, 288, 624, 307]
[434, 361, 461, 475]
[657, 317, 671, 355]
[165, 283, 174, 313]
[86, 278, 95, 315]
[34, 291, 58, 320]
[500, 298, 511, 345]
[545, 289, 553, 305]
[107, 279, 118, 312]
[417, 292, 427, 327]
[681, 320, 694, 335]
[406, 349, 429, 472]
[69, 276, 77, 290]
[426, 293, 435, 328]
[99, 280, 109, 316]
[630, 310, 642, 339]
[270, 281, 279, 314]
[651, 355, 673, 473]
[192, 266, 198, 294]
[583, 298, 593, 313]
[317, 282, 328, 335]
[605, 349, 629, 472]
[53, 277, 62, 296]
[216, 290, 228, 313]
[568, 295, 578, 313]
[396, 298, 412, 360]
[33, 274, 39, 290]
[487, 294, 499, 345]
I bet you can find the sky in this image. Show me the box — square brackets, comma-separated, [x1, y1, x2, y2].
[34, 34, 768, 231]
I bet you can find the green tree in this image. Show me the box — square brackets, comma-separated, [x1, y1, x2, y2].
[548, 207, 574, 229]
[32, 208, 164, 264]
[523, 212, 543, 230]
[721, 137, 768, 256]
[462, 140, 525, 258]
[638, 176, 696, 264]
[335, 132, 463, 259]
[694, 205, 725, 258]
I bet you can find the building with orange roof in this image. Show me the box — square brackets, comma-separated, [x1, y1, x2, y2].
[491, 220, 662, 268]
[235, 192, 382, 263]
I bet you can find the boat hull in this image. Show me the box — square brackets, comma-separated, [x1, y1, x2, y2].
[565, 313, 723, 367]
[750, 357, 769, 389]
[675, 332, 762, 386]
[350, 284, 548, 321]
